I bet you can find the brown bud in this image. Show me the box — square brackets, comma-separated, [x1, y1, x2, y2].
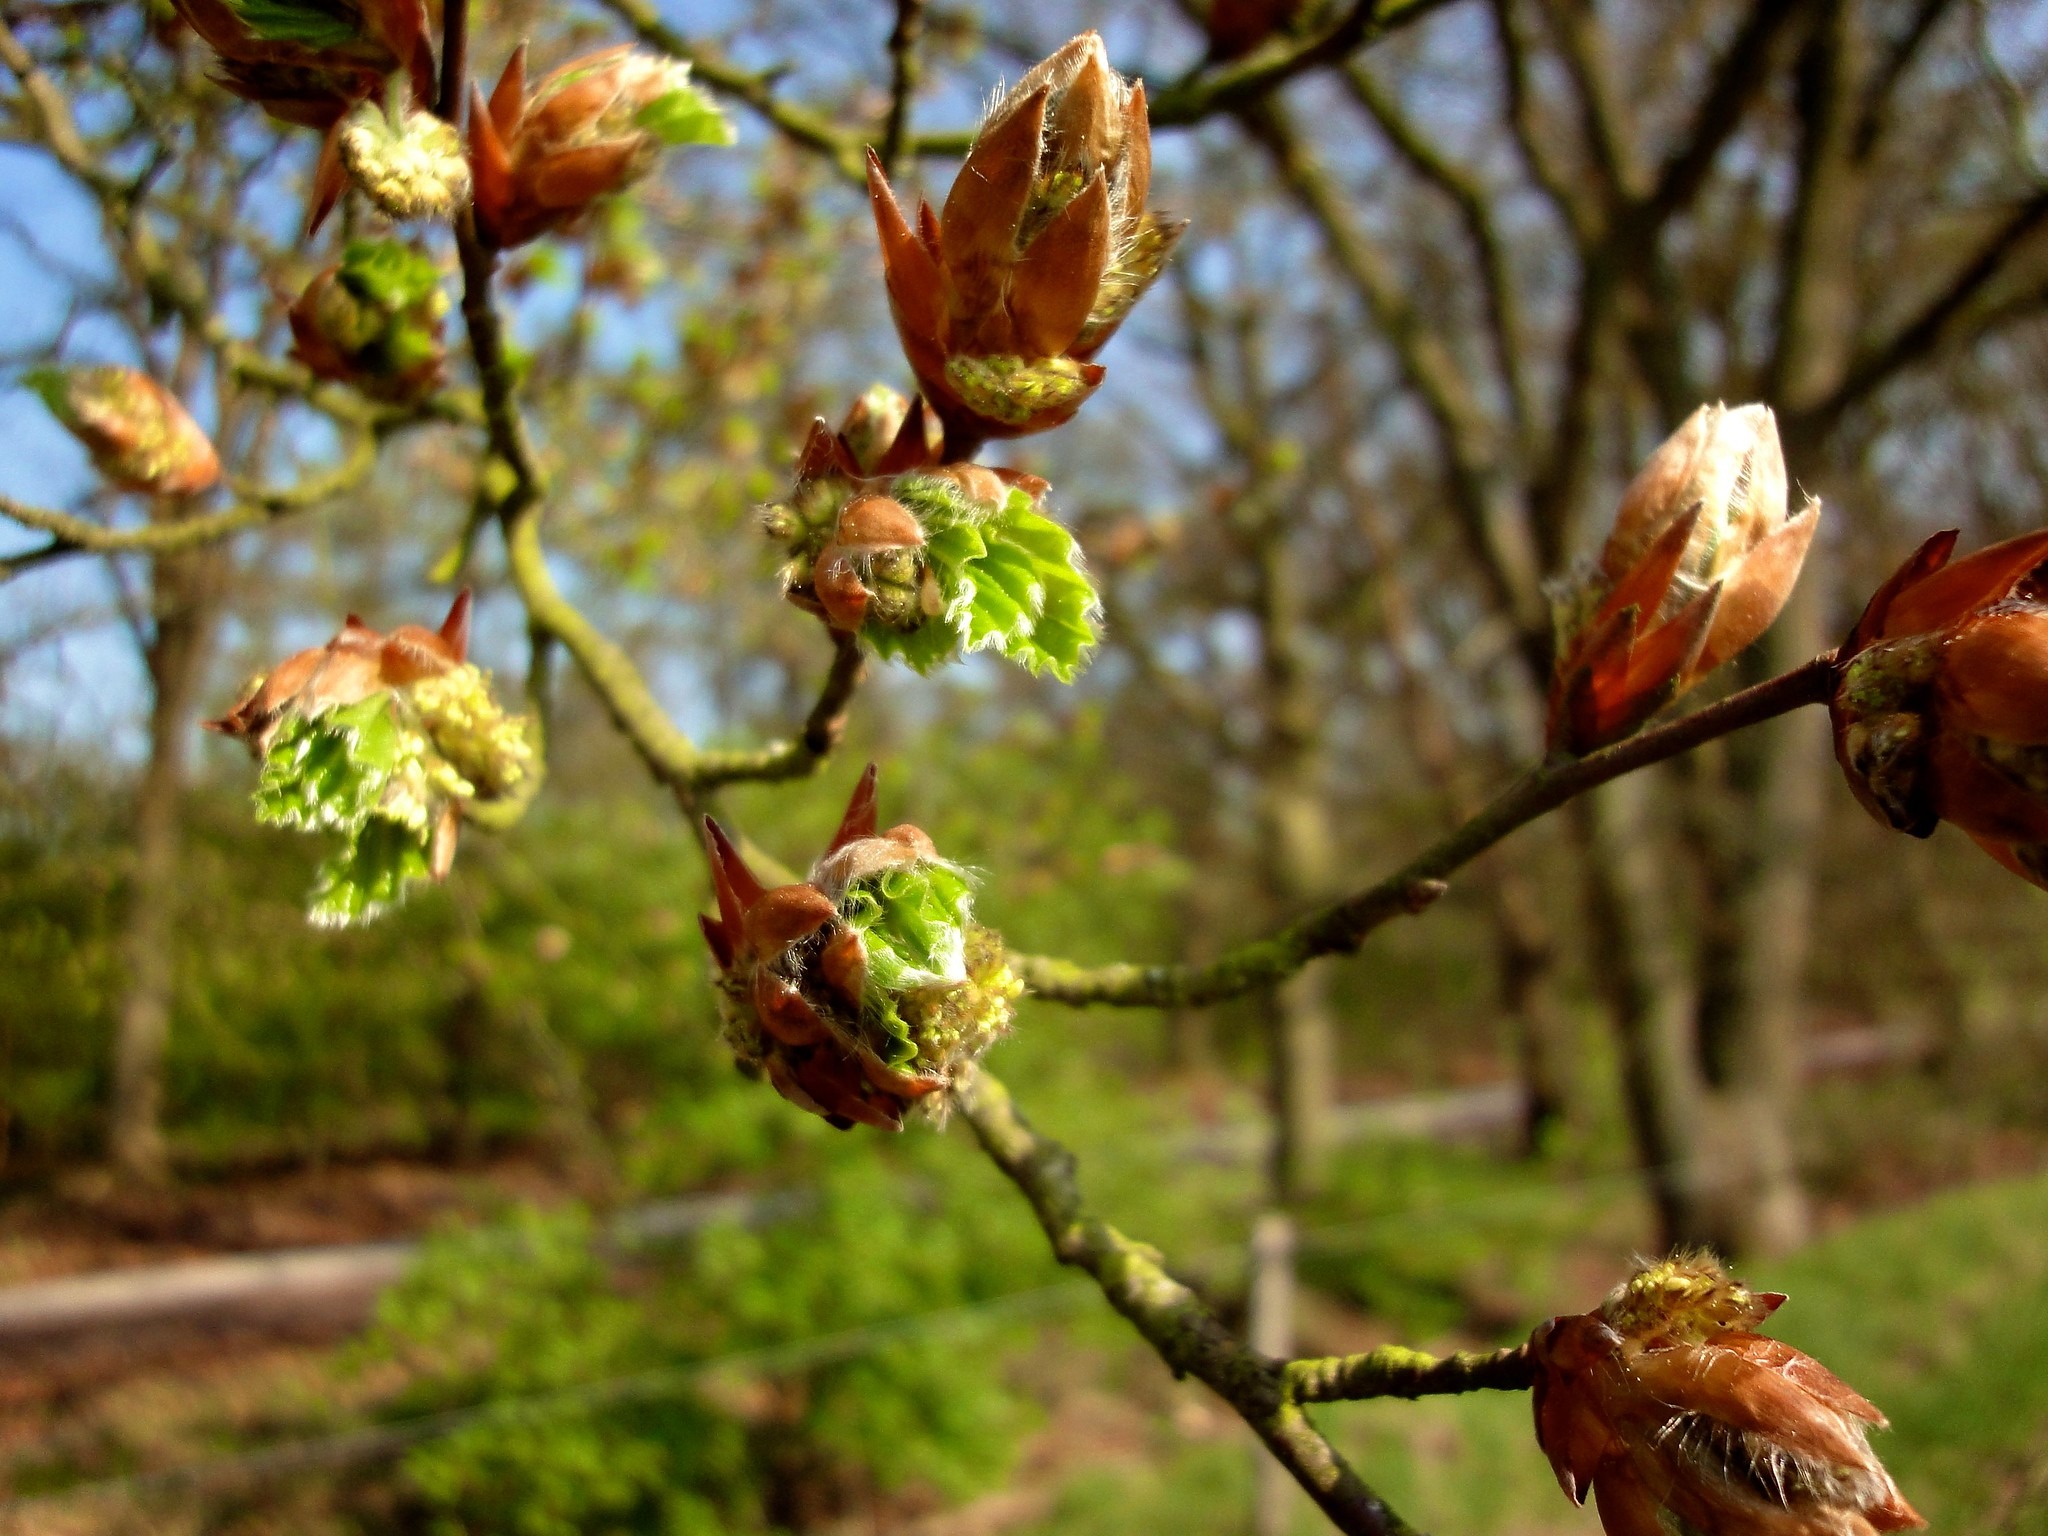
[31, 367, 221, 498]
[208, 590, 469, 750]
[1833, 527, 2048, 888]
[1549, 403, 1819, 753]
[866, 32, 1185, 447]
[1529, 1255, 1922, 1536]
[468, 46, 728, 250]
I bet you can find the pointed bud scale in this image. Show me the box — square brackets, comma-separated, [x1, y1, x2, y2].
[209, 600, 533, 924]
[742, 884, 837, 956]
[865, 33, 1185, 447]
[29, 367, 221, 497]
[753, 972, 832, 1046]
[1529, 1255, 1923, 1536]
[829, 763, 881, 852]
[699, 911, 735, 971]
[466, 46, 732, 250]
[819, 926, 869, 1005]
[1548, 403, 1819, 754]
[699, 769, 1019, 1132]
[702, 817, 766, 931]
[1834, 528, 2048, 888]
[835, 495, 925, 553]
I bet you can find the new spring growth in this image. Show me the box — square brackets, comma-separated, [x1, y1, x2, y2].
[699, 765, 1020, 1132]
[206, 592, 535, 925]
[171, 0, 435, 233]
[289, 239, 448, 403]
[1529, 1254, 1922, 1536]
[763, 391, 1101, 681]
[467, 44, 734, 251]
[28, 366, 221, 497]
[337, 100, 470, 221]
[1832, 527, 2048, 889]
[866, 32, 1186, 449]
[1549, 403, 1820, 753]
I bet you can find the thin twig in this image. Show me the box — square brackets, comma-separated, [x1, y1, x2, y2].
[0, 428, 381, 575]
[879, 0, 926, 177]
[956, 1072, 1425, 1536]
[1013, 654, 1840, 1006]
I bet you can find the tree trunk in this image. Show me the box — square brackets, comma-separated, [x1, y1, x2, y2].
[1573, 781, 1703, 1246]
[1683, 578, 1828, 1256]
[1253, 522, 1337, 1203]
[109, 542, 223, 1184]
[1488, 862, 1574, 1151]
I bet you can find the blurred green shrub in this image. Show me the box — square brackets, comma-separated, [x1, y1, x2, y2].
[358, 1129, 1057, 1532]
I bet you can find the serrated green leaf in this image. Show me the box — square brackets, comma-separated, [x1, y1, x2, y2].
[308, 814, 433, 926]
[254, 696, 403, 834]
[632, 85, 736, 147]
[859, 477, 1100, 681]
[843, 864, 972, 983]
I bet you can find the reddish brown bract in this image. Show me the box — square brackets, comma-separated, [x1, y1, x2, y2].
[1832, 527, 2048, 888]
[207, 589, 472, 752]
[865, 33, 1184, 449]
[1529, 1255, 1922, 1536]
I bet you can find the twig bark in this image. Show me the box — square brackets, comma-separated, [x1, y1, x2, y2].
[1014, 656, 1840, 1007]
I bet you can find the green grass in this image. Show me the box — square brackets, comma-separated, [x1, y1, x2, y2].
[1761, 1171, 2048, 1532]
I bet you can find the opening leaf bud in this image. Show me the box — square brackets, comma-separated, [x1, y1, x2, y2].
[1529, 1253, 1922, 1535]
[28, 366, 222, 497]
[1832, 526, 2048, 888]
[207, 591, 536, 924]
[468, 45, 733, 250]
[699, 766, 1020, 1131]
[763, 414, 1100, 682]
[288, 238, 449, 402]
[170, 0, 436, 231]
[1548, 402, 1819, 753]
[337, 102, 471, 220]
[866, 32, 1186, 449]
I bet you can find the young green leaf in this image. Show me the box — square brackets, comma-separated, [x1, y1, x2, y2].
[632, 84, 737, 148]
[309, 814, 434, 926]
[871, 479, 1101, 681]
[224, 0, 363, 50]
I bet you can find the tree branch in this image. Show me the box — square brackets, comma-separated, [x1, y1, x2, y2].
[594, 0, 1452, 182]
[0, 426, 381, 574]
[592, 0, 871, 180]
[686, 628, 870, 791]
[456, 200, 865, 800]
[1343, 63, 1536, 442]
[1287, 1343, 1534, 1402]
[1239, 99, 1547, 645]
[878, 0, 926, 177]
[1013, 654, 1839, 1006]
[1787, 186, 2048, 445]
[955, 1072, 1428, 1536]
[1147, 0, 1454, 128]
